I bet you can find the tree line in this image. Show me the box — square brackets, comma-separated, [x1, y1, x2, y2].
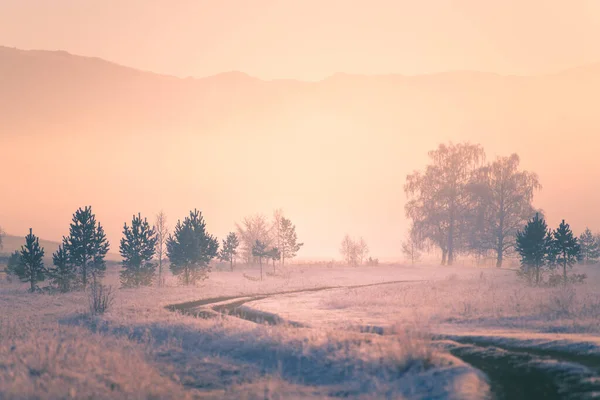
[405, 141, 600, 270]
[3, 206, 303, 292]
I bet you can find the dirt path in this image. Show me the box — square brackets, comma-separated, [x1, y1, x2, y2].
[167, 281, 600, 399]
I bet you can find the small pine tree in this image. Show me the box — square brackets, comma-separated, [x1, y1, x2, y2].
[579, 228, 600, 265]
[279, 218, 303, 266]
[14, 229, 46, 292]
[515, 213, 552, 285]
[4, 250, 21, 280]
[268, 247, 281, 273]
[120, 213, 158, 288]
[219, 232, 240, 271]
[63, 206, 110, 289]
[252, 240, 269, 280]
[166, 209, 219, 285]
[48, 244, 77, 293]
[551, 220, 581, 285]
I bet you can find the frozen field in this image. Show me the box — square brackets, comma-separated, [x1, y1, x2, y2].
[2, 262, 600, 399]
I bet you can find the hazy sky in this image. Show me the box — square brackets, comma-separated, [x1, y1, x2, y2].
[1, 0, 600, 80]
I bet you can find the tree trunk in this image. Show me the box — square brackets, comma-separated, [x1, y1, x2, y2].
[441, 249, 447, 265]
[82, 259, 87, 290]
[230, 255, 234, 272]
[273, 259, 276, 273]
[563, 250, 568, 285]
[259, 259, 263, 281]
[30, 276, 35, 293]
[158, 256, 163, 287]
[447, 220, 455, 266]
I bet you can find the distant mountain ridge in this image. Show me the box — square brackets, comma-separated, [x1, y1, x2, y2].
[2, 45, 600, 258]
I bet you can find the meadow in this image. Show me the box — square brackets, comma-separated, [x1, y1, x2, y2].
[2, 261, 600, 399]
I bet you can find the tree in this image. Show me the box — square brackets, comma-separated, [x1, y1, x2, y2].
[63, 206, 110, 289]
[120, 213, 158, 288]
[4, 251, 21, 281]
[252, 240, 269, 280]
[166, 209, 218, 285]
[356, 237, 369, 265]
[155, 211, 169, 286]
[219, 232, 240, 271]
[515, 213, 553, 285]
[0, 225, 4, 250]
[236, 214, 272, 264]
[279, 217, 303, 266]
[468, 154, 541, 268]
[272, 209, 284, 265]
[405, 142, 486, 265]
[340, 234, 358, 266]
[551, 220, 581, 285]
[402, 234, 422, 265]
[14, 229, 46, 292]
[579, 228, 600, 265]
[267, 247, 281, 273]
[48, 244, 76, 293]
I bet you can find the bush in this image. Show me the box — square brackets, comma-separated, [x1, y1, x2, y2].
[366, 257, 379, 266]
[88, 283, 115, 315]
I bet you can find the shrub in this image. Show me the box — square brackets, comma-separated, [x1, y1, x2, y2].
[88, 283, 115, 315]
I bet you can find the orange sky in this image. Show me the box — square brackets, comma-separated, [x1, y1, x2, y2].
[2, 1, 600, 260]
[1, 0, 600, 80]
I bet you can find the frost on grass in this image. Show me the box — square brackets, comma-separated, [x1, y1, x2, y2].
[0, 265, 491, 399]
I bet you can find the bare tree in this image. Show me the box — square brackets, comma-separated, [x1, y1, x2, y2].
[272, 209, 284, 265]
[236, 214, 272, 264]
[468, 154, 541, 267]
[357, 237, 369, 265]
[405, 142, 485, 265]
[155, 211, 169, 286]
[401, 234, 422, 265]
[340, 235, 358, 266]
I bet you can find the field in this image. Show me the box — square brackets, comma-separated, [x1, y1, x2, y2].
[2, 262, 600, 399]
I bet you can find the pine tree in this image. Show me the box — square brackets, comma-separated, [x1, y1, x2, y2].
[48, 244, 76, 293]
[279, 217, 303, 266]
[267, 247, 281, 273]
[551, 220, 581, 285]
[579, 228, 600, 265]
[219, 232, 239, 271]
[14, 229, 46, 292]
[166, 209, 218, 285]
[120, 213, 158, 288]
[63, 206, 110, 289]
[515, 213, 552, 285]
[252, 240, 269, 280]
[4, 250, 21, 279]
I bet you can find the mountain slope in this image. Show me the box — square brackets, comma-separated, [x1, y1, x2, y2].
[2, 46, 600, 258]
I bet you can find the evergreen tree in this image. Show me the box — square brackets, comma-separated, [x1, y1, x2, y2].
[579, 228, 600, 265]
[63, 206, 110, 289]
[219, 232, 239, 271]
[279, 217, 303, 266]
[551, 220, 581, 285]
[515, 213, 552, 285]
[14, 229, 46, 292]
[4, 250, 21, 279]
[252, 240, 269, 280]
[267, 247, 281, 273]
[120, 213, 158, 288]
[166, 209, 218, 285]
[48, 244, 76, 293]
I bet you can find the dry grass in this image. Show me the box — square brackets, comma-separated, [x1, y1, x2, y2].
[0, 264, 491, 399]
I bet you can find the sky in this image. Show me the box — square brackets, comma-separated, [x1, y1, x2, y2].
[1, 0, 600, 80]
[2, 1, 600, 260]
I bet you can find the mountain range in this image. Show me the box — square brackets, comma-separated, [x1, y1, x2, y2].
[2, 46, 600, 259]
